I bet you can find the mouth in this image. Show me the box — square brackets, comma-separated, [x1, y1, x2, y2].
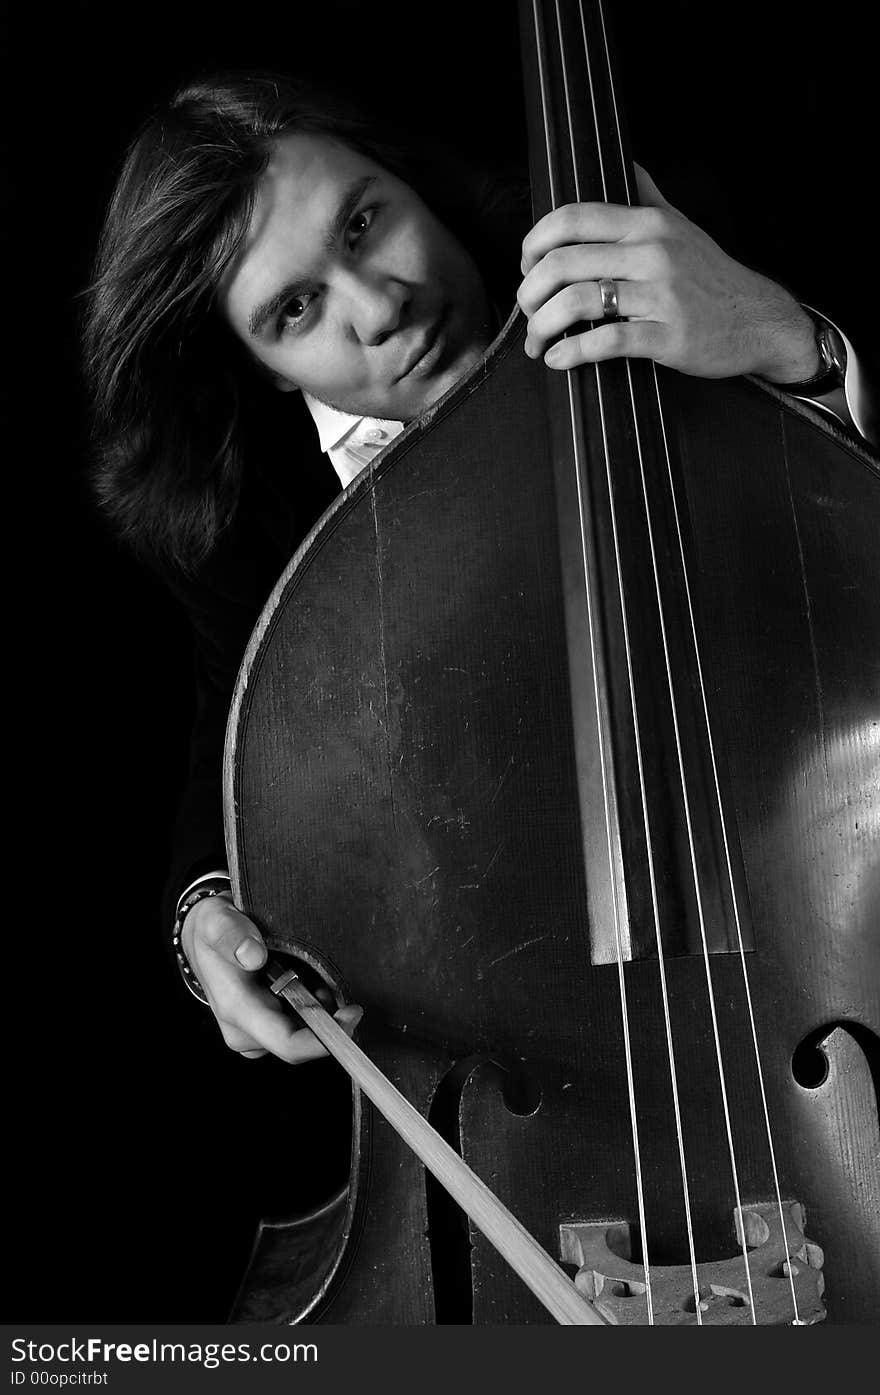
[397, 310, 449, 382]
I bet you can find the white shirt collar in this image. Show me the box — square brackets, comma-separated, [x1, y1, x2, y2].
[302, 392, 405, 487]
[301, 393, 365, 452]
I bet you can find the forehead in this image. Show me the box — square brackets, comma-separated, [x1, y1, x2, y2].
[221, 132, 384, 329]
[253, 131, 379, 242]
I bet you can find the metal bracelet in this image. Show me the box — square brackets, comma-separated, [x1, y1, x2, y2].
[171, 883, 231, 1003]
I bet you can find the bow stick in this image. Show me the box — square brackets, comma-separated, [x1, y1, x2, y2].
[267, 960, 608, 1326]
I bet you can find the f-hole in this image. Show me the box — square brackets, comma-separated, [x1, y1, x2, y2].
[424, 1055, 542, 1323]
[424, 1058, 476, 1324]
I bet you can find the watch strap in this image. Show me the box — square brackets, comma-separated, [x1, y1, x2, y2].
[776, 313, 847, 397]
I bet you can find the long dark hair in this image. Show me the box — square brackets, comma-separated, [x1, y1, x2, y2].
[83, 72, 525, 573]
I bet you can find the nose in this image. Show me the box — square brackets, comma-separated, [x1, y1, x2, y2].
[342, 270, 409, 345]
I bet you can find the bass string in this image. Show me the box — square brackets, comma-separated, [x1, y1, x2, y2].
[578, 0, 757, 1322]
[539, 0, 799, 1326]
[590, 0, 799, 1323]
[551, 0, 702, 1323]
[530, 0, 656, 1325]
[571, 0, 759, 1321]
[650, 388, 802, 1324]
[537, 0, 798, 1326]
[557, 0, 708, 1316]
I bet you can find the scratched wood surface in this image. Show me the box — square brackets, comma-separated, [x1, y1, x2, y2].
[226, 311, 880, 1321]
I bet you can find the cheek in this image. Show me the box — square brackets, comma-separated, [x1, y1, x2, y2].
[392, 208, 447, 281]
[278, 336, 361, 392]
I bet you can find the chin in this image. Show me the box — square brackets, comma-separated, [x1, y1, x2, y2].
[407, 347, 489, 420]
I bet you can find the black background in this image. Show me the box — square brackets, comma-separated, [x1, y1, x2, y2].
[7, 0, 876, 1321]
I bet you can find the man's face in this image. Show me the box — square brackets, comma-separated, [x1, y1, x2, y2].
[220, 132, 495, 422]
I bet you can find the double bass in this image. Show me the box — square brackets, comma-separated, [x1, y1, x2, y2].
[223, 0, 880, 1325]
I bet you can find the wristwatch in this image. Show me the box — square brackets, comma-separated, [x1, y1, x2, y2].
[778, 313, 847, 398]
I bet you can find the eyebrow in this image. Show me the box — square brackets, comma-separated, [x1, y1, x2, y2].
[247, 174, 378, 338]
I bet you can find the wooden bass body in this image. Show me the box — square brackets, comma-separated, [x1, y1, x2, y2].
[225, 310, 880, 1324]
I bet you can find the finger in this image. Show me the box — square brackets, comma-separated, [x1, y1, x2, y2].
[219, 984, 364, 1066]
[193, 898, 267, 972]
[216, 1015, 270, 1054]
[194, 931, 355, 1062]
[523, 280, 655, 358]
[219, 1005, 327, 1062]
[249, 1003, 365, 1066]
[521, 201, 655, 273]
[517, 243, 650, 316]
[543, 319, 667, 370]
[633, 163, 676, 212]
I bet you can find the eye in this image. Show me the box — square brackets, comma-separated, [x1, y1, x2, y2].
[347, 206, 376, 245]
[278, 290, 316, 333]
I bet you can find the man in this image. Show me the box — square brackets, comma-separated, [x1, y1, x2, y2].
[84, 72, 874, 1071]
